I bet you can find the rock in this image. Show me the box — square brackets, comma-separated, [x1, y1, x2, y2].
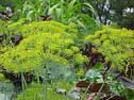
[0, 6, 13, 20]
[56, 88, 66, 95]
[5, 7, 13, 18]
[67, 88, 81, 100]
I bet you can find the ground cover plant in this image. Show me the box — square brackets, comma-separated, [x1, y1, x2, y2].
[0, 0, 134, 100]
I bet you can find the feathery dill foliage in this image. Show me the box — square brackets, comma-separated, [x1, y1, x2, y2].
[0, 20, 87, 73]
[85, 26, 134, 71]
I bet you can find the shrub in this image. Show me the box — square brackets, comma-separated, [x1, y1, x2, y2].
[0, 21, 86, 73]
[85, 26, 134, 71]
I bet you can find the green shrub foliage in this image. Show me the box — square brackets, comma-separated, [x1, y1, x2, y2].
[0, 20, 86, 73]
[85, 27, 134, 71]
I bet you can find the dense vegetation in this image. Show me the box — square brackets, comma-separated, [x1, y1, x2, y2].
[0, 0, 134, 100]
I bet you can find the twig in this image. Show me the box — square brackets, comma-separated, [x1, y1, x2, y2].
[94, 82, 105, 100]
[106, 94, 116, 100]
[82, 83, 92, 100]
